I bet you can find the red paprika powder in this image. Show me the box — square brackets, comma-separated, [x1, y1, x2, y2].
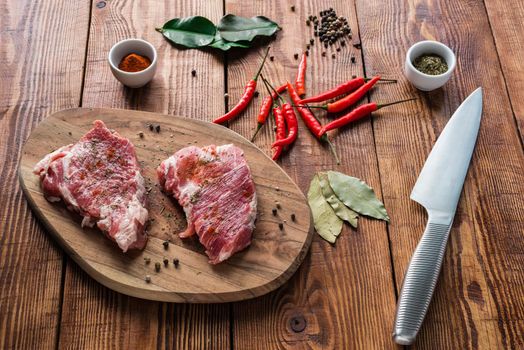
[118, 53, 151, 72]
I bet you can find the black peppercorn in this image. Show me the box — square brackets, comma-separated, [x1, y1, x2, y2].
[351, 56, 356, 63]
[291, 213, 296, 221]
[294, 53, 299, 59]
[291, 5, 295, 11]
[163, 257, 169, 267]
[278, 223, 284, 230]
[332, 53, 336, 59]
[270, 56, 274, 61]
[310, 38, 314, 45]
[155, 262, 161, 272]
[191, 69, 196, 77]
[173, 258, 179, 267]
[254, 91, 259, 98]
[322, 52, 326, 57]
[155, 125, 160, 133]
[163, 240, 169, 249]
[272, 208, 277, 216]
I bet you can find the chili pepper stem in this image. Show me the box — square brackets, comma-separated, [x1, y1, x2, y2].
[322, 135, 340, 165]
[253, 47, 271, 81]
[364, 78, 397, 83]
[377, 98, 417, 109]
[261, 75, 286, 104]
[261, 76, 280, 107]
[250, 124, 263, 142]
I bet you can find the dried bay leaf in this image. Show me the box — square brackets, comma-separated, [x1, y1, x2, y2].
[318, 172, 358, 228]
[307, 174, 343, 243]
[327, 171, 390, 222]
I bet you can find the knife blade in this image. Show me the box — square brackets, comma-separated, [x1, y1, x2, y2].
[392, 87, 483, 345]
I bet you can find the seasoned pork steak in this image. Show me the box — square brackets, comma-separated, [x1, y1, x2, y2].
[34, 120, 148, 252]
[157, 144, 257, 264]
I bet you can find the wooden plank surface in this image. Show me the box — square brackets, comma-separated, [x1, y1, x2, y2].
[0, 1, 90, 349]
[356, 0, 524, 348]
[56, 0, 230, 349]
[225, 1, 398, 348]
[484, 0, 524, 140]
[2, 0, 524, 348]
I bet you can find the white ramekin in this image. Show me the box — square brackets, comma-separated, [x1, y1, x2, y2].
[108, 39, 158, 88]
[404, 40, 456, 91]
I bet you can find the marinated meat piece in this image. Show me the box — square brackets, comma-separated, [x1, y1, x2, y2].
[157, 144, 257, 264]
[34, 120, 148, 252]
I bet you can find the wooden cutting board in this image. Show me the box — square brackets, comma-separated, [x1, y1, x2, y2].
[19, 108, 313, 303]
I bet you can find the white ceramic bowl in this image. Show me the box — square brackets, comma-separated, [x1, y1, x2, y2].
[108, 39, 157, 88]
[404, 40, 456, 91]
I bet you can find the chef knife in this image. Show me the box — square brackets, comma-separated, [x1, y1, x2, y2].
[392, 88, 483, 345]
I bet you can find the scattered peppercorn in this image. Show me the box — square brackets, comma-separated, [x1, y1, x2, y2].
[279, 223, 284, 230]
[322, 52, 326, 57]
[272, 208, 278, 216]
[155, 262, 161, 272]
[163, 257, 169, 267]
[254, 91, 259, 98]
[155, 125, 160, 133]
[305, 50, 309, 56]
[145, 275, 151, 283]
[351, 56, 356, 63]
[149, 124, 154, 131]
[294, 53, 299, 59]
[291, 213, 296, 221]
[306, 20, 310, 26]
[270, 56, 274, 61]
[352, 74, 357, 79]
[144, 257, 151, 264]
[163, 240, 169, 249]
[173, 258, 179, 268]
[291, 5, 295, 11]
[68, 131, 72, 136]
[332, 53, 336, 59]
[191, 69, 196, 77]
[306, 45, 310, 50]
[138, 132, 144, 138]
[353, 43, 361, 49]
[276, 202, 281, 209]
[336, 47, 341, 52]
[310, 38, 314, 45]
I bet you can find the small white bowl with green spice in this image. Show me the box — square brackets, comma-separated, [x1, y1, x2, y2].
[404, 40, 456, 91]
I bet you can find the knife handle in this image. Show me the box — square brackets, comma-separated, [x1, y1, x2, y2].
[392, 219, 451, 345]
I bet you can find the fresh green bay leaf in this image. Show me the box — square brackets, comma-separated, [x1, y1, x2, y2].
[318, 172, 358, 228]
[209, 33, 251, 51]
[328, 171, 390, 222]
[217, 15, 280, 42]
[307, 174, 343, 243]
[156, 16, 216, 48]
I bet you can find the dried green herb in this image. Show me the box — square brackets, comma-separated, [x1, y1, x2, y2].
[318, 172, 358, 228]
[327, 171, 389, 222]
[413, 54, 448, 75]
[307, 174, 343, 243]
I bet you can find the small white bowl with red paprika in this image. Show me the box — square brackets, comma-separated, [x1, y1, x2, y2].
[108, 38, 158, 88]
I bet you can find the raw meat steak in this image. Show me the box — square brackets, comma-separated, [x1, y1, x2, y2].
[34, 120, 148, 252]
[157, 144, 257, 264]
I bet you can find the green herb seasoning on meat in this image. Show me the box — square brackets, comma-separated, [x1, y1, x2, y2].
[413, 54, 448, 75]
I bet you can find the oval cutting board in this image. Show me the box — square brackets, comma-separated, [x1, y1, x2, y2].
[19, 108, 312, 303]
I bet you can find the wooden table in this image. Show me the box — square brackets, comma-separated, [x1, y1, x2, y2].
[1, 0, 523, 348]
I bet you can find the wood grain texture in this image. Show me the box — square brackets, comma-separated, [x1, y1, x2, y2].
[356, 0, 524, 348]
[20, 107, 312, 302]
[56, 1, 231, 348]
[0, 0, 90, 349]
[225, 1, 399, 348]
[484, 0, 524, 141]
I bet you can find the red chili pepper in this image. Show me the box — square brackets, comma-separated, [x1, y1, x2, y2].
[325, 75, 381, 113]
[320, 98, 417, 134]
[272, 103, 298, 148]
[213, 48, 270, 124]
[299, 77, 365, 104]
[287, 82, 323, 138]
[295, 53, 307, 97]
[251, 84, 287, 142]
[272, 106, 286, 160]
